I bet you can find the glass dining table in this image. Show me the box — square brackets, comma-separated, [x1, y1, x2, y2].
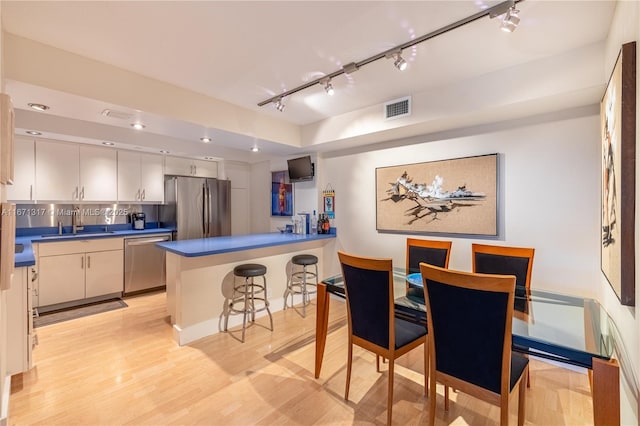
[314, 268, 621, 426]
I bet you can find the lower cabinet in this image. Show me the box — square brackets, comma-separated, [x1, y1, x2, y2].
[37, 238, 124, 308]
[6, 266, 37, 375]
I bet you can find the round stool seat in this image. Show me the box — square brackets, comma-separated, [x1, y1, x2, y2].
[292, 254, 318, 266]
[234, 263, 267, 277]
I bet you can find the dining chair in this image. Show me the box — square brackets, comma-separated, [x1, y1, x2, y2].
[405, 238, 452, 299]
[419, 263, 529, 426]
[471, 243, 535, 297]
[338, 251, 427, 425]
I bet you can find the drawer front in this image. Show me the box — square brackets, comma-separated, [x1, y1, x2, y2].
[38, 237, 124, 256]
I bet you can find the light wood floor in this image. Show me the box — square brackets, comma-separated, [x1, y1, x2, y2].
[10, 291, 594, 425]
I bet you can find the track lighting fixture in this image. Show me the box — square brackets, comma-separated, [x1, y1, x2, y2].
[321, 78, 335, 96]
[274, 98, 285, 112]
[386, 49, 408, 71]
[257, 0, 521, 110]
[500, 5, 520, 32]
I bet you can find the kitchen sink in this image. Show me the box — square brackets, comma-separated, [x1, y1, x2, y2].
[15, 243, 24, 253]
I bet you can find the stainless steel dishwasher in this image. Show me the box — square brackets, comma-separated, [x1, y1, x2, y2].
[124, 234, 172, 295]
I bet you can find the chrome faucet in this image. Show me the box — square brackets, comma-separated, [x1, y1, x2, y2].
[71, 207, 84, 234]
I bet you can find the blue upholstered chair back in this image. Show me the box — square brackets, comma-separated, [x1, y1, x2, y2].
[474, 252, 530, 297]
[424, 277, 510, 394]
[408, 246, 449, 274]
[341, 263, 391, 349]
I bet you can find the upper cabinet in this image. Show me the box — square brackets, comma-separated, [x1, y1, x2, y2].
[6, 137, 35, 202]
[34, 140, 117, 202]
[165, 156, 217, 178]
[0, 94, 15, 185]
[117, 151, 164, 203]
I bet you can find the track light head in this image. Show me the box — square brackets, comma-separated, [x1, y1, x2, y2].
[500, 6, 520, 32]
[274, 98, 285, 112]
[321, 77, 335, 96]
[386, 49, 408, 71]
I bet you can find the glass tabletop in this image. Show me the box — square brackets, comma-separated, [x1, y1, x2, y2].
[322, 269, 614, 369]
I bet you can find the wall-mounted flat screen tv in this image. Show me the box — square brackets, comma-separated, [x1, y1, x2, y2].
[287, 155, 314, 182]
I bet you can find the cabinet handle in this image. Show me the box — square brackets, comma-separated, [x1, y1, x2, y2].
[87, 255, 91, 268]
[81, 256, 84, 269]
[75, 186, 79, 199]
[141, 189, 145, 201]
[136, 189, 140, 200]
[29, 184, 33, 200]
[80, 186, 85, 200]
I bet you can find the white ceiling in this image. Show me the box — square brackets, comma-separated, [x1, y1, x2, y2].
[1, 0, 616, 160]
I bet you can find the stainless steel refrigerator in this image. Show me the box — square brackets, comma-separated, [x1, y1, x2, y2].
[160, 176, 231, 240]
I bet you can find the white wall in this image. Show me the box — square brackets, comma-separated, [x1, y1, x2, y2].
[602, 2, 640, 424]
[321, 113, 601, 294]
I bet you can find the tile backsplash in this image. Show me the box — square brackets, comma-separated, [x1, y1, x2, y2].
[14, 204, 159, 228]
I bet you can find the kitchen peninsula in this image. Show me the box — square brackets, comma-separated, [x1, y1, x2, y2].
[157, 231, 336, 345]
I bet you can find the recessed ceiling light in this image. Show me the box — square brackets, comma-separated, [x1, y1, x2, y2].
[28, 103, 50, 112]
[200, 137, 212, 143]
[131, 123, 146, 130]
[25, 130, 42, 136]
[250, 146, 260, 152]
[102, 141, 115, 146]
[160, 150, 170, 154]
[204, 156, 215, 160]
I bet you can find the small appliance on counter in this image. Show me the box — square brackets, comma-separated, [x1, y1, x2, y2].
[132, 212, 146, 230]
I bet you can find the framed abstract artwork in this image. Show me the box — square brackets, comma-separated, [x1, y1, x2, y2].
[271, 170, 293, 217]
[376, 153, 498, 236]
[601, 41, 636, 306]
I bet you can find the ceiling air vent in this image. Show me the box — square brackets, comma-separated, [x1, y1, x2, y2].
[384, 96, 411, 120]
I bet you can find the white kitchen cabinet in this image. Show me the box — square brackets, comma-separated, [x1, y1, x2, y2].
[35, 140, 117, 202]
[117, 151, 164, 202]
[79, 145, 118, 201]
[6, 136, 35, 202]
[165, 156, 217, 178]
[6, 266, 37, 375]
[36, 238, 124, 309]
[38, 253, 85, 306]
[35, 139, 80, 201]
[85, 250, 124, 297]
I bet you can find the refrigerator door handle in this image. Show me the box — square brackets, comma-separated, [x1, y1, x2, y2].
[205, 184, 211, 236]
[202, 183, 207, 236]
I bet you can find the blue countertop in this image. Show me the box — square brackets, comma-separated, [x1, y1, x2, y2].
[14, 227, 174, 267]
[157, 232, 336, 257]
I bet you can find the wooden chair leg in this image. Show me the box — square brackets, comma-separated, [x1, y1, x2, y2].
[518, 366, 528, 426]
[376, 354, 380, 372]
[424, 341, 428, 396]
[500, 393, 509, 426]
[444, 386, 450, 411]
[387, 358, 395, 425]
[428, 373, 437, 426]
[345, 342, 353, 400]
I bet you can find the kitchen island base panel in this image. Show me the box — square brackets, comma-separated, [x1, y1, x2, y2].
[166, 243, 325, 345]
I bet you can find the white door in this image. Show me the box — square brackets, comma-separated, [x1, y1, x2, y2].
[140, 153, 164, 202]
[117, 151, 142, 202]
[85, 250, 124, 298]
[35, 140, 79, 201]
[80, 145, 118, 201]
[38, 253, 85, 306]
[6, 137, 35, 201]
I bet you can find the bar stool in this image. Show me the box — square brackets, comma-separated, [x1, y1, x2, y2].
[224, 263, 273, 342]
[283, 254, 318, 317]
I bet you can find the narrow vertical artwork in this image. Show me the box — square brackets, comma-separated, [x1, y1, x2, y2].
[271, 170, 293, 217]
[601, 41, 636, 306]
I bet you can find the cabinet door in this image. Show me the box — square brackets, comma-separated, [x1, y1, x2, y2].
[80, 146, 117, 201]
[164, 157, 193, 176]
[117, 151, 142, 202]
[6, 137, 35, 201]
[192, 159, 218, 178]
[38, 254, 85, 306]
[85, 250, 124, 298]
[35, 140, 79, 201]
[140, 153, 164, 202]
